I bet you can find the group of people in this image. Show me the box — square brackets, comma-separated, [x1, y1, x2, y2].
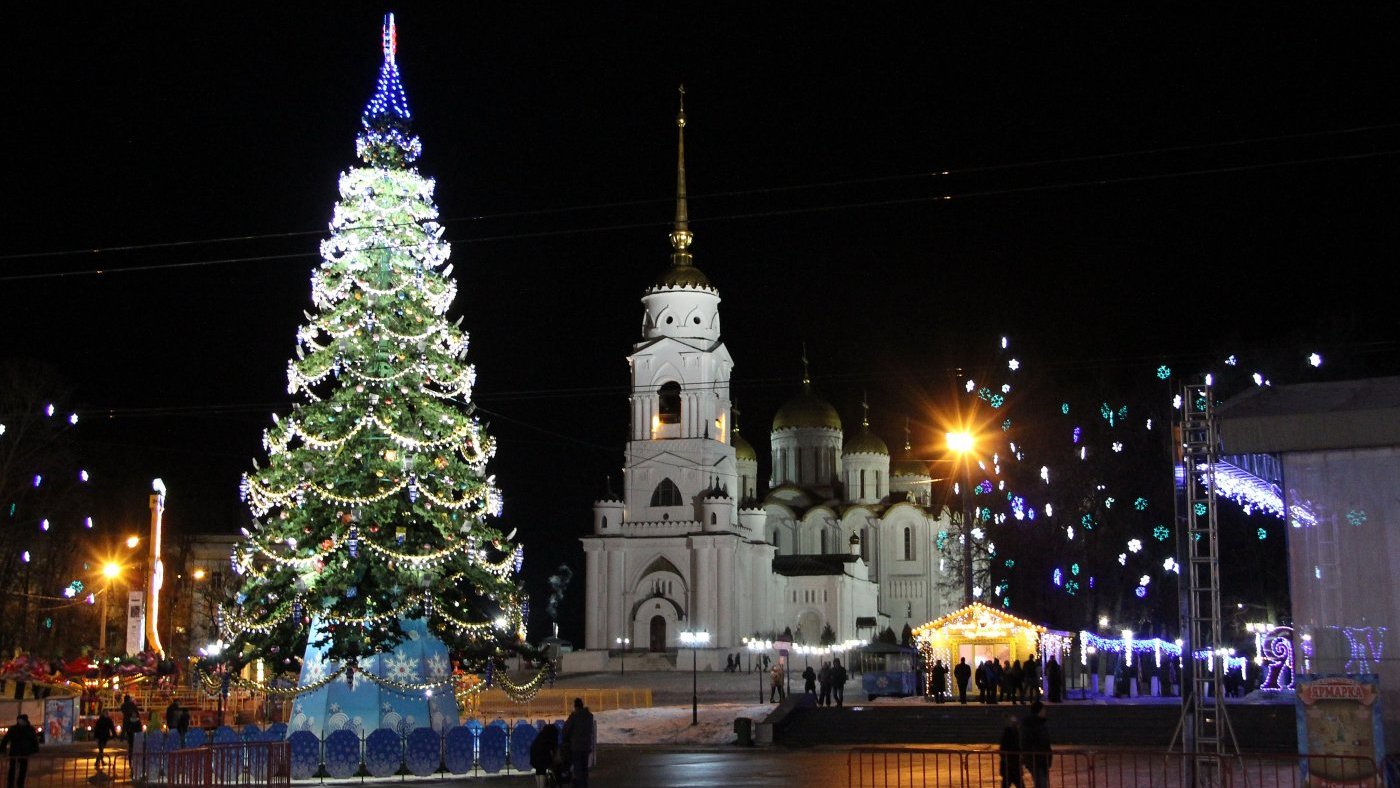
[997, 701, 1053, 788]
[799, 659, 850, 707]
[528, 697, 596, 788]
[931, 655, 1064, 705]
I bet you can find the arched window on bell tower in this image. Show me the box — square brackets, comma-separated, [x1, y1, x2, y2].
[650, 478, 683, 507]
[658, 381, 681, 425]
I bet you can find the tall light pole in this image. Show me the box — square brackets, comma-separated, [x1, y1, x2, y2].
[98, 562, 121, 654]
[679, 630, 709, 725]
[615, 636, 630, 675]
[947, 431, 976, 606]
[745, 638, 768, 703]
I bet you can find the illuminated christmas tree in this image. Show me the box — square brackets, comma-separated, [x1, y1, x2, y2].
[212, 16, 526, 730]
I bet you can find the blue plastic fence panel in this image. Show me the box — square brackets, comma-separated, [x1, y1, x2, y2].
[265, 722, 288, 740]
[364, 728, 402, 777]
[323, 728, 361, 779]
[478, 724, 508, 773]
[443, 725, 475, 775]
[182, 728, 207, 749]
[510, 722, 536, 771]
[405, 727, 441, 776]
[288, 730, 322, 780]
[241, 724, 262, 741]
[212, 725, 240, 745]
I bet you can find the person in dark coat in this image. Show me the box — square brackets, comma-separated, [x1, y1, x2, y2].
[1046, 656, 1063, 703]
[529, 723, 560, 788]
[1023, 656, 1041, 704]
[817, 662, 832, 706]
[953, 657, 972, 704]
[561, 698, 594, 788]
[930, 659, 948, 703]
[998, 714, 1025, 787]
[802, 665, 817, 695]
[92, 712, 117, 765]
[830, 658, 849, 707]
[119, 694, 141, 752]
[975, 660, 988, 703]
[1021, 701, 1052, 788]
[0, 713, 40, 788]
[165, 699, 181, 734]
[1004, 660, 1022, 705]
[176, 708, 191, 747]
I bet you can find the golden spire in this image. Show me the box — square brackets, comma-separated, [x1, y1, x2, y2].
[904, 417, 913, 452]
[862, 392, 871, 429]
[669, 84, 694, 266]
[801, 343, 811, 387]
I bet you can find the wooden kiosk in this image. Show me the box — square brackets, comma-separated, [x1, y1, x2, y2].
[913, 602, 1073, 696]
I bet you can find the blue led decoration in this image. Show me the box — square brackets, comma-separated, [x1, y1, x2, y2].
[935, 531, 948, 550]
[1257, 528, 1268, 540]
[1053, 568, 1062, 586]
[1072, 426, 1081, 444]
[1100, 403, 1114, 425]
[1156, 365, 1171, 380]
[1135, 586, 1147, 598]
[989, 394, 1005, 408]
[1080, 513, 1095, 530]
[1134, 497, 1148, 511]
[1347, 509, 1367, 527]
[1004, 559, 1015, 568]
[1002, 418, 1012, 431]
[1153, 525, 1170, 541]
[1065, 580, 1079, 595]
[357, 13, 423, 167]
[1070, 563, 1080, 576]
[1194, 502, 1207, 516]
[1060, 403, 1070, 415]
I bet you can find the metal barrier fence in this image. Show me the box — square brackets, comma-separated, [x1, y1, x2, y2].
[165, 742, 291, 787]
[0, 750, 129, 787]
[466, 687, 652, 718]
[848, 747, 1387, 787]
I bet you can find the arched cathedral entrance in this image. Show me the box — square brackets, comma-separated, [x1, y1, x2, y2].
[650, 615, 667, 652]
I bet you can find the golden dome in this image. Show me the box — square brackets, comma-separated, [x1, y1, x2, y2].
[844, 429, 889, 456]
[891, 456, 930, 477]
[732, 430, 757, 461]
[650, 263, 713, 291]
[773, 386, 842, 431]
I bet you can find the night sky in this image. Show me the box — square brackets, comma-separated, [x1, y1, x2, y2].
[6, 5, 1399, 643]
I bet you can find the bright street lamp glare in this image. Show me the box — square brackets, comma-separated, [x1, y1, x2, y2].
[946, 431, 974, 453]
[126, 536, 140, 549]
[103, 563, 120, 578]
[193, 569, 206, 580]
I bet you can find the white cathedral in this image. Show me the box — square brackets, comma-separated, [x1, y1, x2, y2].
[575, 96, 965, 668]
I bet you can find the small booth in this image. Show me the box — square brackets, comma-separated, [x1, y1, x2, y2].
[913, 602, 1073, 697]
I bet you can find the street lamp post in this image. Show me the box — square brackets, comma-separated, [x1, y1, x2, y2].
[615, 637, 631, 675]
[947, 431, 976, 606]
[679, 630, 709, 725]
[98, 562, 121, 654]
[745, 638, 769, 704]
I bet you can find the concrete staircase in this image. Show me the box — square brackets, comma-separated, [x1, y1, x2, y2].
[611, 651, 678, 672]
[773, 699, 1297, 752]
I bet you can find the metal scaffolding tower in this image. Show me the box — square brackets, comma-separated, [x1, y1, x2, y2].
[1171, 379, 1237, 784]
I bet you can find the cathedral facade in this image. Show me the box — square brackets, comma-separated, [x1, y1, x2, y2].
[578, 97, 963, 661]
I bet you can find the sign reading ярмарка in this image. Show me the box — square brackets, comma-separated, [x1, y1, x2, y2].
[1295, 674, 1384, 787]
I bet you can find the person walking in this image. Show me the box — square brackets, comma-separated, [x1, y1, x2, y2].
[1046, 656, 1063, 703]
[817, 662, 832, 706]
[561, 698, 595, 788]
[989, 658, 1003, 703]
[120, 694, 142, 752]
[1022, 701, 1052, 788]
[930, 659, 948, 703]
[954, 657, 972, 704]
[176, 707, 191, 747]
[92, 712, 117, 768]
[802, 664, 817, 695]
[529, 722, 560, 788]
[769, 662, 786, 703]
[830, 658, 849, 707]
[998, 714, 1025, 788]
[0, 713, 39, 788]
[975, 660, 988, 704]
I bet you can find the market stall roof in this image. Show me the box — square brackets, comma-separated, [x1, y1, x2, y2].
[912, 602, 1071, 641]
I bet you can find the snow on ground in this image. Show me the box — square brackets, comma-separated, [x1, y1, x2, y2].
[595, 703, 773, 746]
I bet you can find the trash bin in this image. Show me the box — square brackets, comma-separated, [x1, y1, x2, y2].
[734, 717, 753, 746]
